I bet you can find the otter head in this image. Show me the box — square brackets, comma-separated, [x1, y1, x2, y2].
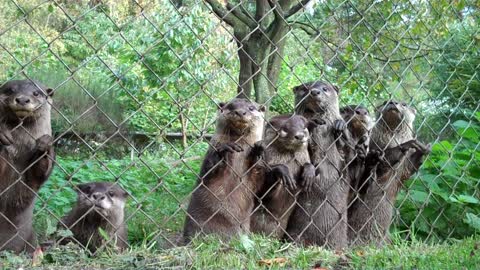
[267, 115, 312, 152]
[217, 98, 265, 137]
[76, 182, 128, 218]
[340, 105, 373, 138]
[0, 80, 53, 120]
[376, 100, 416, 130]
[293, 81, 340, 119]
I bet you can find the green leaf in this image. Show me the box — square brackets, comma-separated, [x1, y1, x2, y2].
[238, 234, 255, 253]
[409, 190, 430, 203]
[464, 213, 480, 230]
[456, 195, 480, 204]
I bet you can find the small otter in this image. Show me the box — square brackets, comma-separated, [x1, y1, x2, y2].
[183, 98, 265, 243]
[0, 80, 55, 253]
[251, 115, 320, 238]
[339, 105, 373, 211]
[286, 81, 350, 249]
[348, 100, 430, 246]
[59, 182, 129, 253]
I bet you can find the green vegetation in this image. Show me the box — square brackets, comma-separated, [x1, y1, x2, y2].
[1, 235, 480, 269]
[0, 0, 479, 268]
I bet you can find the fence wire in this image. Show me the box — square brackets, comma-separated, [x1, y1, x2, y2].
[0, 0, 479, 258]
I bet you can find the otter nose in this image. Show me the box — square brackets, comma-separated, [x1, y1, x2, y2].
[15, 97, 31, 106]
[388, 101, 398, 105]
[92, 192, 105, 201]
[355, 108, 368, 115]
[311, 89, 321, 96]
[234, 109, 247, 116]
[294, 133, 305, 141]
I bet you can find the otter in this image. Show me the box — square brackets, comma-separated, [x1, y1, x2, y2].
[348, 100, 430, 246]
[339, 105, 373, 212]
[0, 80, 55, 253]
[250, 114, 320, 238]
[285, 81, 351, 249]
[59, 182, 129, 253]
[183, 98, 266, 243]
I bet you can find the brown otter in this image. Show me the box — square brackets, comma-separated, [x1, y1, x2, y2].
[348, 100, 430, 246]
[0, 80, 55, 253]
[183, 98, 265, 243]
[339, 105, 373, 212]
[59, 182, 129, 253]
[285, 81, 350, 249]
[251, 114, 321, 238]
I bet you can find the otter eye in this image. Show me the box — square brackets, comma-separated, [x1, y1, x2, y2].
[33, 91, 39, 97]
[108, 191, 115, 197]
[249, 106, 255, 111]
[322, 86, 328, 92]
[401, 102, 407, 106]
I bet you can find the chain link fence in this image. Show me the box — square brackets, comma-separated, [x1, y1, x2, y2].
[0, 0, 479, 258]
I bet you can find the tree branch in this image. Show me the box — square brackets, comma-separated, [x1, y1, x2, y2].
[285, 0, 312, 18]
[226, 2, 257, 28]
[291, 21, 318, 35]
[204, 0, 239, 27]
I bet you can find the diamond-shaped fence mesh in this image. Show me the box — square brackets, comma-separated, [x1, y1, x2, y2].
[0, 0, 478, 258]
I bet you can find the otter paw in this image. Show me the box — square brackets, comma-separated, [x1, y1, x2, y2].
[308, 118, 326, 131]
[217, 142, 243, 155]
[0, 130, 14, 146]
[250, 142, 265, 158]
[36, 135, 54, 153]
[333, 119, 347, 132]
[272, 164, 296, 191]
[355, 144, 368, 159]
[301, 163, 316, 192]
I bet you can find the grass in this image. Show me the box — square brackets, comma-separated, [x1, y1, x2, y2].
[7, 144, 477, 269]
[1, 235, 479, 269]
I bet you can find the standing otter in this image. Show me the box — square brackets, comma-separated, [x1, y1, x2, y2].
[339, 105, 373, 211]
[251, 115, 319, 238]
[286, 81, 350, 249]
[0, 80, 55, 253]
[183, 98, 265, 243]
[59, 182, 129, 253]
[348, 100, 430, 246]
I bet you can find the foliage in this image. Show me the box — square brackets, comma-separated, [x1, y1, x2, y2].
[397, 112, 480, 240]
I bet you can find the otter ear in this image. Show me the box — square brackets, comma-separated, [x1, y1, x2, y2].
[218, 102, 226, 110]
[259, 105, 266, 112]
[45, 88, 54, 97]
[292, 84, 306, 94]
[120, 189, 129, 199]
[332, 85, 340, 94]
[77, 183, 92, 195]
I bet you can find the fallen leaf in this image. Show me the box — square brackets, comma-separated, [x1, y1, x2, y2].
[356, 250, 366, 256]
[32, 247, 44, 267]
[258, 257, 288, 267]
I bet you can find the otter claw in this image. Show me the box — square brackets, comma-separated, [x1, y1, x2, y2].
[0, 130, 14, 146]
[334, 119, 347, 132]
[301, 164, 316, 192]
[36, 135, 53, 153]
[218, 142, 243, 155]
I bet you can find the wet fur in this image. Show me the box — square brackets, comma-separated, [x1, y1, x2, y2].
[0, 80, 55, 253]
[59, 182, 128, 253]
[286, 81, 349, 249]
[183, 98, 265, 243]
[348, 101, 429, 246]
[251, 115, 315, 238]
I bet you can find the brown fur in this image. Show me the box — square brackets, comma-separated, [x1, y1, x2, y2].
[251, 115, 316, 238]
[59, 182, 128, 253]
[348, 100, 430, 246]
[0, 80, 55, 253]
[339, 105, 373, 213]
[286, 81, 349, 249]
[183, 98, 265, 243]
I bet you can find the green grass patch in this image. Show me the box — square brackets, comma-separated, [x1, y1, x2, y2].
[1, 235, 479, 269]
